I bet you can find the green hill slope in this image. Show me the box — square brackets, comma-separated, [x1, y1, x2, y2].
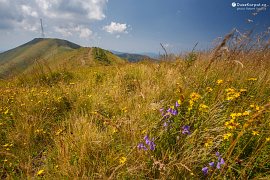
[0, 38, 126, 77]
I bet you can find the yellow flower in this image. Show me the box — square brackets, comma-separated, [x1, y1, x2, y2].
[119, 157, 127, 164]
[252, 131, 259, 136]
[225, 119, 240, 129]
[223, 133, 233, 140]
[37, 169, 45, 176]
[199, 104, 209, 112]
[204, 139, 213, 148]
[190, 92, 201, 101]
[112, 128, 118, 133]
[242, 111, 250, 116]
[206, 87, 213, 93]
[236, 113, 242, 117]
[216, 79, 224, 85]
[247, 78, 257, 81]
[225, 88, 235, 93]
[230, 113, 237, 119]
[121, 107, 128, 113]
[3, 144, 10, 147]
[55, 129, 64, 136]
[240, 89, 247, 93]
[266, 137, 270, 142]
[255, 106, 260, 111]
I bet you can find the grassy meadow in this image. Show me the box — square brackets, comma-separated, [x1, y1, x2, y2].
[1, 32, 270, 179]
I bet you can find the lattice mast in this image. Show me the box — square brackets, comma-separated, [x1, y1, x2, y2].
[40, 19, 45, 38]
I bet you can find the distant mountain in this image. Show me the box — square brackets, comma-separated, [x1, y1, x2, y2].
[110, 50, 154, 62]
[0, 38, 126, 77]
[140, 52, 159, 59]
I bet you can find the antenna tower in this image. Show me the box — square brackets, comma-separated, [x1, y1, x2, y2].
[40, 19, 45, 38]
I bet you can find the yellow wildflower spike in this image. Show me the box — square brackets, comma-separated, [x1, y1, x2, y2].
[37, 169, 45, 176]
[252, 131, 259, 136]
[119, 157, 127, 164]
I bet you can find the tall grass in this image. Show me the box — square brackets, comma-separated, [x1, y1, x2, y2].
[0, 30, 270, 179]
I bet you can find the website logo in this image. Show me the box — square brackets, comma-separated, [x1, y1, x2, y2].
[231, 2, 268, 11]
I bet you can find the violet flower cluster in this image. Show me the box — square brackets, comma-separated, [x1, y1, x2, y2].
[202, 152, 225, 175]
[137, 135, 156, 151]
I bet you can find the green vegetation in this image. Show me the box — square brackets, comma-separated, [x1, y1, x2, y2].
[0, 31, 270, 179]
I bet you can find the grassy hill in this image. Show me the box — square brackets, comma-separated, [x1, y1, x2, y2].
[0, 38, 126, 77]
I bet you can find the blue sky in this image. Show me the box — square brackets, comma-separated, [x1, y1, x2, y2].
[0, 0, 269, 54]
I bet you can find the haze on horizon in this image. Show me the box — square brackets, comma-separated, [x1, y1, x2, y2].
[0, 0, 269, 54]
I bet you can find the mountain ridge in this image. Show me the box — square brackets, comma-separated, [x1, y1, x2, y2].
[0, 38, 125, 78]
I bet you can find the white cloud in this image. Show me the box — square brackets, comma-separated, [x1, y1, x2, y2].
[0, 0, 108, 43]
[79, 0, 107, 20]
[55, 25, 93, 38]
[21, 5, 38, 18]
[35, 0, 107, 20]
[103, 22, 128, 34]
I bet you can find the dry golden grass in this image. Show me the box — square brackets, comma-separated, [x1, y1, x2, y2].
[1, 30, 270, 179]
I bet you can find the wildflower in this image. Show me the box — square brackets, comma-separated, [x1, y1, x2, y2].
[247, 78, 257, 81]
[266, 137, 270, 142]
[209, 162, 215, 167]
[225, 88, 235, 93]
[226, 90, 241, 101]
[112, 128, 118, 133]
[182, 125, 191, 135]
[55, 129, 64, 136]
[119, 157, 127, 164]
[137, 143, 147, 150]
[240, 89, 247, 93]
[202, 166, 208, 175]
[223, 133, 233, 140]
[206, 87, 213, 93]
[3, 144, 10, 147]
[190, 92, 201, 101]
[37, 169, 45, 176]
[216, 158, 225, 169]
[252, 131, 259, 136]
[163, 122, 169, 127]
[167, 108, 178, 116]
[148, 141, 156, 151]
[199, 104, 209, 112]
[242, 111, 250, 116]
[175, 100, 181, 107]
[143, 135, 156, 150]
[216, 152, 225, 169]
[225, 119, 240, 130]
[204, 139, 213, 148]
[216, 79, 224, 85]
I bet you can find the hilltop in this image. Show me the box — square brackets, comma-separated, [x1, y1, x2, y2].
[0, 38, 126, 77]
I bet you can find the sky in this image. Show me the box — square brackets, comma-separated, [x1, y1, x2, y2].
[0, 0, 269, 54]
